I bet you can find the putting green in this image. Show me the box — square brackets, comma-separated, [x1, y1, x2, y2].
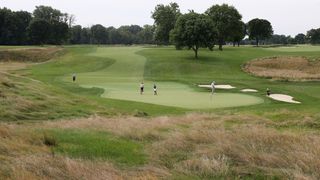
[64, 47, 263, 109]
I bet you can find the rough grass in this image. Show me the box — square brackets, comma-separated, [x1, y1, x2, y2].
[0, 47, 64, 63]
[243, 56, 320, 81]
[40, 113, 320, 179]
[0, 72, 114, 122]
[0, 124, 167, 179]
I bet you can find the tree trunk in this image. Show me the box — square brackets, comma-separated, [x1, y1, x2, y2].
[256, 38, 259, 47]
[237, 41, 240, 47]
[233, 42, 236, 47]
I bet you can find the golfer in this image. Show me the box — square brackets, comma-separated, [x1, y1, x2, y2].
[153, 84, 157, 95]
[266, 88, 271, 96]
[72, 73, 76, 82]
[140, 82, 144, 95]
[211, 81, 215, 94]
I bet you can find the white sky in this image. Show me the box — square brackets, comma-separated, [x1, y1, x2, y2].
[1, 0, 319, 36]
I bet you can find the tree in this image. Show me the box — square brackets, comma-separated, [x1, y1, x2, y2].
[91, 24, 108, 44]
[230, 21, 246, 47]
[295, 33, 306, 44]
[267, 34, 289, 44]
[170, 12, 216, 59]
[32, 6, 69, 45]
[205, 4, 242, 50]
[70, 25, 82, 44]
[50, 20, 69, 44]
[138, 25, 155, 44]
[13, 11, 32, 44]
[247, 18, 273, 46]
[27, 19, 51, 45]
[80, 27, 91, 44]
[33, 5, 65, 22]
[0, 8, 18, 44]
[306, 28, 320, 45]
[152, 2, 180, 45]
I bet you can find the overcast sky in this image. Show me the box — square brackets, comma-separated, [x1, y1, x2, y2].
[2, 0, 319, 36]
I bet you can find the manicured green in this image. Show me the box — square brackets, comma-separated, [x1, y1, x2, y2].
[50, 129, 146, 166]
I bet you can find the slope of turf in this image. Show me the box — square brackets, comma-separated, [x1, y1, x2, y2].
[68, 47, 263, 109]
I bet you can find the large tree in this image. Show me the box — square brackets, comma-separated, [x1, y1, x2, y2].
[306, 28, 320, 45]
[70, 25, 82, 44]
[170, 12, 216, 59]
[50, 20, 69, 44]
[13, 11, 32, 44]
[32, 6, 69, 45]
[138, 25, 155, 44]
[230, 21, 246, 47]
[247, 18, 273, 46]
[91, 24, 108, 44]
[205, 4, 242, 50]
[295, 33, 306, 44]
[33, 5, 66, 22]
[0, 8, 32, 45]
[151, 2, 180, 45]
[27, 19, 51, 45]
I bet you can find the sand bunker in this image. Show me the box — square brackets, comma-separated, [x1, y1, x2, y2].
[241, 89, 258, 92]
[269, 94, 301, 104]
[198, 84, 236, 89]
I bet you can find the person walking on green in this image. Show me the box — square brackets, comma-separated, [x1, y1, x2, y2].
[153, 84, 157, 95]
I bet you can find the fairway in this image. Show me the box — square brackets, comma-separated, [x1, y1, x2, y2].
[67, 47, 263, 109]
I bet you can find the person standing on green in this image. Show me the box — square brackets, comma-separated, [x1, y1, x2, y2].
[72, 73, 76, 82]
[140, 82, 144, 95]
[153, 84, 157, 95]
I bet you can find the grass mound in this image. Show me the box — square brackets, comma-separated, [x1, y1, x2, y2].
[0, 47, 64, 62]
[243, 56, 320, 81]
[0, 73, 104, 121]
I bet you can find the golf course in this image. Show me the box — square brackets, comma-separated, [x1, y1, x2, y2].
[1, 1, 320, 179]
[1, 44, 320, 179]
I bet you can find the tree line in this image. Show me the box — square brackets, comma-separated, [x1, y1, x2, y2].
[0, 6, 155, 45]
[1, 4, 320, 49]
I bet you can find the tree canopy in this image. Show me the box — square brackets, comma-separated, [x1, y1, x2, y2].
[247, 18, 273, 46]
[295, 33, 306, 44]
[205, 4, 243, 50]
[307, 29, 320, 45]
[1, 4, 319, 47]
[170, 12, 216, 59]
[152, 2, 181, 45]
[0, 8, 32, 45]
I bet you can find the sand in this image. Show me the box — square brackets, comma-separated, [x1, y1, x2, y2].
[241, 89, 258, 92]
[269, 94, 301, 104]
[198, 84, 236, 89]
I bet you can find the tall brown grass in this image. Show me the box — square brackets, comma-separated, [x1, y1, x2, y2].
[0, 123, 170, 179]
[0, 47, 64, 63]
[39, 113, 320, 179]
[243, 56, 320, 81]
